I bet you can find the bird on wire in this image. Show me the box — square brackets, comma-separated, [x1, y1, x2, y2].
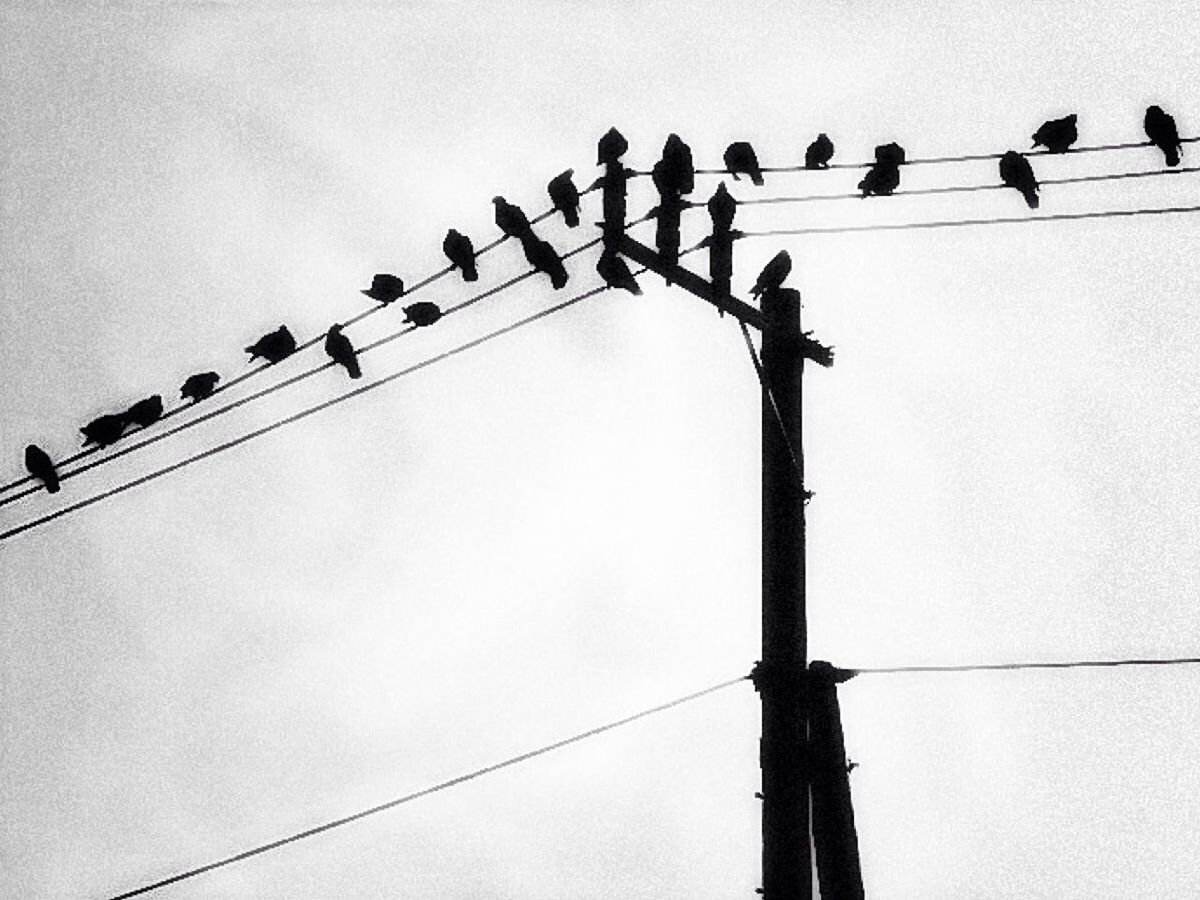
[724, 141, 764, 186]
[493, 196, 532, 240]
[245, 326, 297, 364]
[1144, 105, 1182, 166]
[522, 235, 569, 289]
[750, 251, 792, 298]
[362, 273, 405, 305]
[1032, 114, 1078, 153]
[597, 126, 630, 166]
[124, 395, 164, 428]
[324, 324, 361, 379]
[442, 230, 479, 282]
[999, 150, 1040, 209]
[858, 142, 906, 197]
[180, 371, 221, 403]
[24, 444, 60, 493]
[80, 413, 127, 448]
[403, 301, 443, 327]
[707, 181, 737, 229]
[657, 133, 695, 196]
[804, 133, 834, 169]
[547, 170, 581, 227]
[596, 249, 642, 295]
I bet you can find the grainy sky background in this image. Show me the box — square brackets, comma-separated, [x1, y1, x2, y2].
[3, 2, 1200, 898]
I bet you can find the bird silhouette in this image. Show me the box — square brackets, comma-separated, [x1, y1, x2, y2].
[1032, 114, 1078, 153]
[442, 230, 478, 282]
[657, 133, 695, 196]
[724, 141, 764, 185]
[403, 301, 443, 327]
[597, 126, 629, 165]
[361, 273, 405, 305]
[180, 372, 220, 403]
[245, 325, 297, 364]
[858, 143, 906, 197]
[522, 235, 569, 289]
[999, 150, 1040, 208]
[751, 251, 792, 298]
[1144, 105, 1181, 166]
[324, 324, 361, 379]
[707, 182, 737, 230]
[24, 444, 60, 493]
[80, 413, 127, 448]
[547, 170, 581, 228]
[492, 196, 532, 240]
[805, 133, 834, 169]
[597, 250, 642, 295]
[124, 395, 164, 428]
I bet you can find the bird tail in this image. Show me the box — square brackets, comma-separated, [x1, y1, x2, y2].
[1023, 188, 1040, 210]
[463, 262, 479, 281]
[751, 171, 764, 187]
[1167, 147, 1181, 167]
[45, 471, 60, 493]
[564, 208, 580, 228]
[348, 359, 362, 379]
[550, 267, 569, 290]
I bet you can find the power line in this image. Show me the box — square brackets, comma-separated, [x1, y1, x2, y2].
[101, 674, 749, 900]
[735, 164, 1200, 206]
[0, 278, 616, 543]
[849, 656, 1200, 675]
[0, 235, 604, 510]
[737, 319, 803, 479]
[738, 203, 1200, 238]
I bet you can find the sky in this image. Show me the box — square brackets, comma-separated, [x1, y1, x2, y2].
[3, 1, 1200, 898]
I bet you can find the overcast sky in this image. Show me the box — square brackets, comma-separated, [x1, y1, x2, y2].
[3, 2, 1200, 898]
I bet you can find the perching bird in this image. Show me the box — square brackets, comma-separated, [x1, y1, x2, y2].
[707, 181, 737, 230]
[658, 133, 695, 196]
[597, 249, 642, 295]
[403, 301, 443, 327]
[724, 141, 764, 185]
[805, 133, 834, 169]
[361, 273, 405, 305]
[597, 126, 629, 165]
[751, 251, 792, 298]
[245, 325, 297, 364]
[522, 235, 569, 289]
[999, 150, 1040, 209]
[80, 413, 127, 448]
[442, 230, 478, 282]
[1032, 114, 1078, 153]
[874, 142, 906, 167]
[1144, 105, 1181, 167]
[492, 196, 531, 239]
[324, 324, 361, 379]
[180, 371, 221, 403]
[124, 395, 164, 428]
[858, 143, 905, 197]
[24, 444, 59, 493]
[547, 170, 581, 228]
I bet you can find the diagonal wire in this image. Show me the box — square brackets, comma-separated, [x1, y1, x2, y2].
[850, 656, 1200, 676]
[101, 673, 750, 900]
[737, 320, 803, 480]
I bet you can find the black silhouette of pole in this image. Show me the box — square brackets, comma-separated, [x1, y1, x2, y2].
[598, 127, 630, 252]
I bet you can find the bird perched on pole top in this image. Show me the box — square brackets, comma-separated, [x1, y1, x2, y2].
[324, 324, 361, 379]
[492, 196, 532, 240]
[707, 181, 737, 230]
[24, 445, 60, 493]
[442, 230, 478, 282]
[362, 273, 405, 305]
[1144, 105, 1181, 166]
[180, 371, 220, 403]
[805, 133, 834, 169]
[80, 413, 127, 448]
[522, 234, 569, 290]
[245, 325, 297, 364]
[597, 249, 642, 295]
[657, 133, 695, 196]
[547, 170, 581, 228]
[124, 395, 164, 429]
[597, 126, 629, 164]
[403, 301, 443, 327]
[724, 141, 764, 186]
[999, 150, 1040, 209]
[751, 251, 792, 298]
[1032, 114, 1078, 153]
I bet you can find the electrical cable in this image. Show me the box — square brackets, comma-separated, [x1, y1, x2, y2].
[100, 674, 749, 900]
[850, 656, 1200, 675]
[737, 320, 803, 480]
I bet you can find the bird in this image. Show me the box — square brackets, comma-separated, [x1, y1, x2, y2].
[324, 324, 361, 379]
[1032, 114, 1078, 153]
[547, 170, 581, 228]
[858, 144, 905, 197]
[522, 235, 569, 289]
[24, 444, 59, 493]
[707, 181, 737, 229]
[245, 325, 297, 364]
[361, 273, 405, 305]
[751, 251, 792, 298]
[442, 230, 478, 282]
[180, 371, 221, 403]
[124, 395, 164, 428]
[492, 196, 531, 240]
[724, 141, 764, 185]
[1144, 105, 1181, 166]
[80, 413, 127, 448]
[403, 301, 443, 327]
[596, 249, 642, 295]
[999, 150, 1040, 208]
[805, 133, 834, 169]
[596, 126, 629, 165]
[657, 133, 695, 196]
